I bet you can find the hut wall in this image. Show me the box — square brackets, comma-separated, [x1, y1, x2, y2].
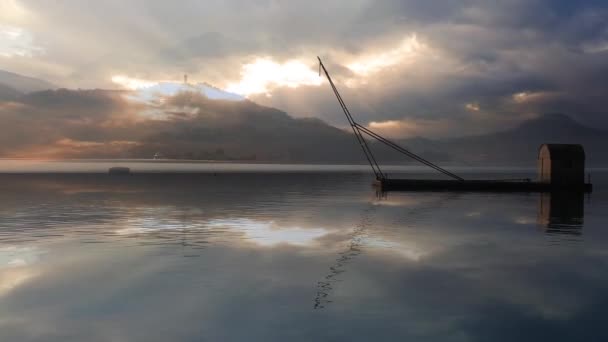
[537, 144, 585, 185]
[538, 146, 552, 183]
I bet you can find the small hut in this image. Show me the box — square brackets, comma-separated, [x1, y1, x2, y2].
[538, 144, 585, 185]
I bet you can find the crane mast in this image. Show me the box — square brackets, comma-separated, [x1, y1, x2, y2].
[317, 57, 463, 181]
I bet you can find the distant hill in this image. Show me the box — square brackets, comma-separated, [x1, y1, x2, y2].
[427, 114, 608, 165]
[0, 79, 605, 165]
[0, 83, 23, 101]
[0, 87, 371, 161]
[128, 92, 366, 162]
[0, 69, 57, 94]
[129, 109, 608, 165]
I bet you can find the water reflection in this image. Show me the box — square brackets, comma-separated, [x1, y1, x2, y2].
[314, 205, 376, 309]
[0, 173, 606, 341]
[538, 192, 585, 235]
[0, 245, 43, 298]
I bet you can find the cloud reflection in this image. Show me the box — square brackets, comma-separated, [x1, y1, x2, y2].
[0, 173, 606, 341]
[0, 246, 43, 297]
[117, 217, 330, 248]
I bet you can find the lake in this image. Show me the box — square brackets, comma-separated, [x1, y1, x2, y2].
[0, 162, 607, 341]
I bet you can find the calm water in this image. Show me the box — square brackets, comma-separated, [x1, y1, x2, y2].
[0, 166, 607, 341]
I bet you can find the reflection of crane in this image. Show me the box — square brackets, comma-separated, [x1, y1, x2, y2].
[312, 192, 459, 309]
[313, 205, 376, 309]
[317, 57, 463, 181]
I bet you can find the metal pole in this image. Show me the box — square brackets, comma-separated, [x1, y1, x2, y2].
[356, 124, 464, 181]
[318, 57, 384, 179]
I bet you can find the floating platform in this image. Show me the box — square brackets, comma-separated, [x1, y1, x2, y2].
[374, 178, 593, 193]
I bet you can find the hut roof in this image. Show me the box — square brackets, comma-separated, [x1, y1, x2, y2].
[539, 144, 585, 160]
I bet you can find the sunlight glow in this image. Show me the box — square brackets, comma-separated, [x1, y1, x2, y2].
[111, 75, 244, 104]
[465, 103, 480, 112]
[0, 0, 28, 21]
[368, 120, 404, 129]
[115, 217, 329, 247]
[512, 91, 550, 103]
[111, 75, 157, 90]
[225, 58, 323, 97]
[207, 218, 328, 247]
[368, 118, 451, 138]
[112, 35, 429, 100]
[347, 35, 428, 76]
[513, 92, 529, 103]
[368, 120, 416, 138]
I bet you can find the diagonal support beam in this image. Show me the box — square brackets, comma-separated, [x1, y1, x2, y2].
[318, 57, 384, 180]
[355, 124, 464, 181]
[318, 56, 462, 181]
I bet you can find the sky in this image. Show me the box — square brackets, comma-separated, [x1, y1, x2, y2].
[1, 0, 608, 139]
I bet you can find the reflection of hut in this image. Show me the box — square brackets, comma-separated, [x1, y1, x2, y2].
[538, 192, 584, 234]
[538, 144, 585, 185]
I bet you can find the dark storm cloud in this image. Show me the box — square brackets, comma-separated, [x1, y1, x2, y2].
[244, 0, 608, 135]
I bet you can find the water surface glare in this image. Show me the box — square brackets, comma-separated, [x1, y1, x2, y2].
[0, 170, 607, 341]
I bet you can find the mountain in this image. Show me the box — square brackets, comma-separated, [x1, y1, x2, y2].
[0, 69, 57, 94]
[430, 114, 608, 165]
[0, 87, 372, 161]
[0, 83, 23, 101]
[127, 110, 608, 165]
[134, 110, 608, 165]
[128, 92, 367, 162]
[0, 78, 605, 165]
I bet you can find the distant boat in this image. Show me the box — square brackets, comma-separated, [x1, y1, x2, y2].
[153, 152, 166, 160]
[108, 167, 131, 175]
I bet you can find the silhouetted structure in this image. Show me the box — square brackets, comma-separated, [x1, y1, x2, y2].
[538, 144, 585, 185]
[318, 57, 593, 193]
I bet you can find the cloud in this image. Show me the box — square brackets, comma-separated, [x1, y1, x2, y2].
[111, 75, 157, 90]
[368, 118, 453, 138]
[1, 0, 608, 135]
[465, 103, 480, 112]
[225, 58, 324, 96]
[0, 0, 28, 23]
[0, 25, 43, 57]
[346, 35, 430, 77]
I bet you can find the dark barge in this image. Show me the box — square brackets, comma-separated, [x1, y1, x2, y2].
[374, 178, 592, 193]
[318, 57, 593, 193]
[374, 144, 592, 193]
